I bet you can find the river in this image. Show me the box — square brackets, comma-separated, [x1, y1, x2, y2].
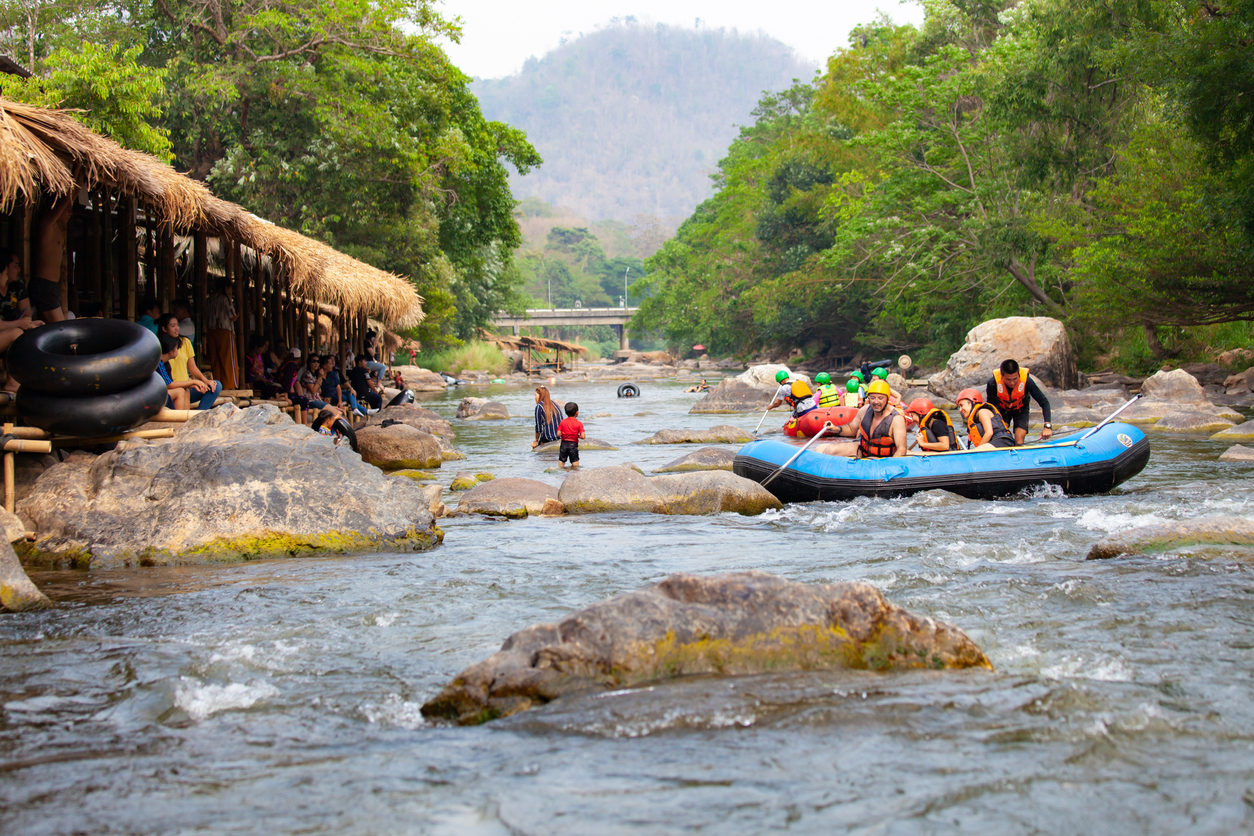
[2, 378, 1253, 834]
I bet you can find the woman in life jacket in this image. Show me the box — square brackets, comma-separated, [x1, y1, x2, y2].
[814, 379, 906, 458]
[956, 388, 1016, 449]
[905, 398, 958, 452]
[842, 377, 863, 408]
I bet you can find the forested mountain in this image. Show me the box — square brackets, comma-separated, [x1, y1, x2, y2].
[473, 21, 817, 223]
[633, 0, 1254, 371]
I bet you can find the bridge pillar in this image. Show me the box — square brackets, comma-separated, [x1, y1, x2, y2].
[614, 323, 629, 350]
[512, 325, 519, 336]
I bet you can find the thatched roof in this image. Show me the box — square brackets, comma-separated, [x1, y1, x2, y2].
[485, 333, 589, 355]
[0, 98, 423, 329]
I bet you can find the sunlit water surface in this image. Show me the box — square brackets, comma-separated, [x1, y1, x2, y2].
[3, 377, 1254, 834]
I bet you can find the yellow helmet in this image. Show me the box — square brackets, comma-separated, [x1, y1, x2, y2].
[866, 379, 892, 397]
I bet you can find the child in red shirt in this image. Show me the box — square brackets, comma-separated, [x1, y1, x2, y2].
[557, 402, 585, 469]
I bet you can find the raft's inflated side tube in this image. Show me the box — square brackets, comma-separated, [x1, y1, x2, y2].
[332, 417, 358, 452]
[16, 372, 168, 437]
[8, 319, 161, 395]
[617, 383, 640, 398]
[387, 389, 414, 407]
[784, 407, 858, 438]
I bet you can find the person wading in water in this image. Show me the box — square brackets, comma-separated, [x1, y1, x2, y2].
[531, 385, 562, 449]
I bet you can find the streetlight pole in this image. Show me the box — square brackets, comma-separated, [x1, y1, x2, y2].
[623, 266, 630, 308]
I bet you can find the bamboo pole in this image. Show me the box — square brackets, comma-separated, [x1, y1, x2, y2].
[154, 408, 195, 422]
[51, 428, 176, 447]
[2, 438, 51, 454]
[122, 198, 137, 321]
[3, 420, 13, 514]
[193, 230, 207, 353]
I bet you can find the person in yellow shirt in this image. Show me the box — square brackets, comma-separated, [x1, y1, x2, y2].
[157, 313, 221, 410]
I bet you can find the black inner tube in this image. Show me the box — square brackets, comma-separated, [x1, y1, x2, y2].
[617, 383, 640, 398]
[386, 389, 414, 407]
[15, 371, 168, 437]
[8, 319, 161, 395]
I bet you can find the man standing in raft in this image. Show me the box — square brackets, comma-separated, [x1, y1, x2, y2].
[986, 359, 1053, 445]
[957, 388, 1016, 449]
[814, 379, 907, 457]
[765, 369, 817, 421]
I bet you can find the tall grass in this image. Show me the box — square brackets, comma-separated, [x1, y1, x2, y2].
[409, 341, 510, 376]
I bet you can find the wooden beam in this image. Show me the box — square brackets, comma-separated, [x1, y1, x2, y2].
[193, 230, 207, 353]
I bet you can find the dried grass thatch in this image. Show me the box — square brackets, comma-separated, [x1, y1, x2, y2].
[0, 97, 424, 328]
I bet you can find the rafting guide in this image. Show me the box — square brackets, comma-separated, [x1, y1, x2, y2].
[812, 379, 907, 458]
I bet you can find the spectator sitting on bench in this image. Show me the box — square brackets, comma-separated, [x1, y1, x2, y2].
[157, 313, 220, 410]
[157, 331, 213, 410]
[348, 354, 383, 411]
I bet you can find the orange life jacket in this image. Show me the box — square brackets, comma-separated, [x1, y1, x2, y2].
[858, 407, 898, 458]
[967, 403, 1015, 448]
[992, 368, 1029, 411]
[919, 408, 958, 448]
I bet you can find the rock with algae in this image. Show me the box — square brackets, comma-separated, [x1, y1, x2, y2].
[457, 477, 563, 518]
[421, 571, 991, 725]
[0, 509, 49, 611]
[1087, 515, 1254, 560]
[16, 404, 440, 569]
[653, 446, 738, 473]
[637, 425, 754, 445]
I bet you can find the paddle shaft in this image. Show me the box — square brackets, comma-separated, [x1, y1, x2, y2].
[761, 426, 828, 487]
[754, 384, 786, 433]
[1079, 394, 1141, 441]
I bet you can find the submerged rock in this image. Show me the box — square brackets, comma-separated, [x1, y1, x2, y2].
[1087, 515, 1254, 560]
[456, 397, 510, 420]
[420, 570, 991, 725]
[638, 425, 754, 445]
[535, 437, 618, 452]
[654, 446, 738, 473]
[1219, 444, 1254, 462]
[558, 465, 780, 516]
[357, 423, 444, 470]
[458, 477, 564, 518]
[1211, 420, 1254, 441]
[16, 404, 440, 568]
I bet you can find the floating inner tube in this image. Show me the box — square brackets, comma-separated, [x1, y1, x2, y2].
[16, 371, 168, 437]
[783, 407, 858, 438]
[8, 319, 161, 395]
[617, 383, 640, 398]
[439, 372, 465, 385]
[332, 417, 358, 452]
[387, 389, 414, 407]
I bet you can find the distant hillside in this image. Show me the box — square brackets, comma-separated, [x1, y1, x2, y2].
[473, 20, 817, 223]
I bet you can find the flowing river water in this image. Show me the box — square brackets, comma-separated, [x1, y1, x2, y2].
[2, 377, 1254, 834]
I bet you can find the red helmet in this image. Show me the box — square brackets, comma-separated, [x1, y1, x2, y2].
[906, 397, 934, 417]
[956, 388, 983, 405]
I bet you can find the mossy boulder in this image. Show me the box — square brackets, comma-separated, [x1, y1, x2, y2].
[474, 472, 496, 482]
[363, 404, 455, 438]
[456, 397, 510, 420]
[654, 446, 738, 473]
[0, 529, 49, 611]
[559, 465, 665, 514]
[457, 477, 564, 518]
[450, 472, 479, 491]
[1087, 515, 1254, 560]
[535, 437, 617, 452]
[388, 469, 437, 481]
[16, 404, 440, 569]
[1150, 410, 1237, 433]
[1210, 419, 1254, 441]
[638, 424, 754, 445]
[421, 570, 991, 725]
[357, 424, 444, 470]
[652, 471, 782, 515]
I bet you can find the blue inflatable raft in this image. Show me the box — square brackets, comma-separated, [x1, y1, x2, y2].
[733, 422, 1150, 502]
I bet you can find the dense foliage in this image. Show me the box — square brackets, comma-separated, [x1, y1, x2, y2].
[473, 19, 816, 223]
[634, 0, 1254, 366]
[0, 0, 540, 346]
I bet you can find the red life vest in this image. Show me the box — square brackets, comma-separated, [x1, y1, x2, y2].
[967, 403, 1015, 448]
[992, 368, 1029, 411]
[858, 407, 898, 458]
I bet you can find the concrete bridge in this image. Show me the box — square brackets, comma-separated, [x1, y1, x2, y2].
[492, 307, 639, 349]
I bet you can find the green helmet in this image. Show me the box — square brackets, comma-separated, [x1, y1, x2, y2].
[872, 367, 889, 380]
[846, 379, 861, 393]
[775, 369, 790, 384]
[815, 372, 831, 385]
[851, 370, 866, 383]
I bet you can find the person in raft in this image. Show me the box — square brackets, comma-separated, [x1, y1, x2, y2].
[765, 369, 817, 419]
[905, 398, 958, 452]
[156, 332, 215, 409]
[986, 358, 1053, 445]
[814, 373, 842, 407]
[957, 388, 1016, 449]
[814, 379, 907, 458]
[531, 385, 562, 449]
[557, 401, 585, 469]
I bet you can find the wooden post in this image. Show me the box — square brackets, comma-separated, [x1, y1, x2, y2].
[3, 420, 13, 514]
[193, 230, 207, 352]
[101, 187, 114, 316]
[252, 255, 262, 343]
[232, 239, 245, 373]
[122, 198, 137, 321]
[159, 222, 175, 313]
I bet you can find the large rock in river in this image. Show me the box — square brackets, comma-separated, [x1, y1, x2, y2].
[357, 423, 444, 470]
[558, 465, 780, 516]
[1150, 410, 1236, 433]
[456, 397, 509, 420]
[392, 365, 448, 393]
[458, 477, 564, 518]
[638, 425, 754, 445]
[1139, 368, 1207, 402]
[0, 509, 49, 611]
[1087, 515, 1254, 560]
[1212, 420, 1254, 441]
[654, 446, 738, 473]
[928, 317, 1078, 399]
[1121, 369, 1244, 424]
[689, 378, 776, 414]
[421, 570, 991, 724]
[16, 404, 440, 568]
[1220, 444, 1254, 462]
[364, 404, 454, 439]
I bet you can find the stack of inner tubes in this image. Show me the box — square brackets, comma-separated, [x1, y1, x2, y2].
[9, 320, 167, 437]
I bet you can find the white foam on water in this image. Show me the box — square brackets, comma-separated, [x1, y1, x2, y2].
[1072, 508, 1172, 533]
[1040, 653, 1133, 683]
[360, 693, 426, 729]
[174, 677, 279, 721]
[374, 612, 400, 627]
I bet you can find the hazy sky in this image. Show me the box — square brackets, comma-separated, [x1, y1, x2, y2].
[439, 0, 925, 79]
